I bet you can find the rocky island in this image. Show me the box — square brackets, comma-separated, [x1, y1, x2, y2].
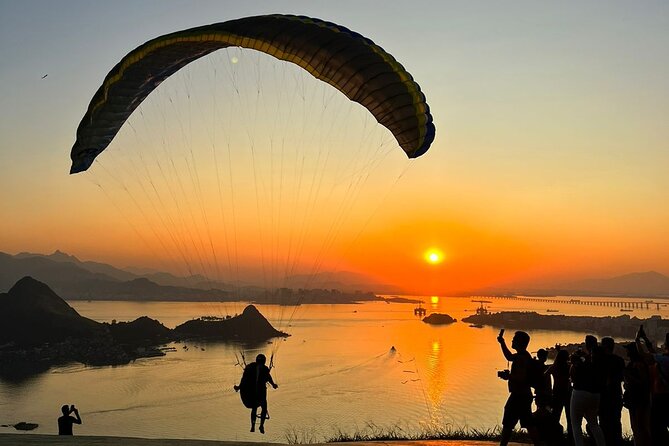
[422, 313, 457, 325]
[0, 277, 287, 376]
[381, 296, 424, 304]
[462, 310, 669, 340]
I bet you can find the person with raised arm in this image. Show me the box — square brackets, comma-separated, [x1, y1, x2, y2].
[57, 404, 82, 435]
[497, 329, 540, 446]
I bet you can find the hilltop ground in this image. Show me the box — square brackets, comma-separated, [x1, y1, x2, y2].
[0, 434, 526, 446]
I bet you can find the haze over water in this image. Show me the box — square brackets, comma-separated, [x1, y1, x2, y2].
[2, 297, 667, 442]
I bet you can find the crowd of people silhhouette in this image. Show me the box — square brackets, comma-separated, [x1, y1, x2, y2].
[497, 326, 669, 446]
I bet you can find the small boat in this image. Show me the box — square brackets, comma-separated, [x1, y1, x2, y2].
[414, 304, 426, 316]
[546, 309, 560, 313]
[469, 324, 484, 328]
[472, 300, 491, 316]
[620, 308, 634, 312]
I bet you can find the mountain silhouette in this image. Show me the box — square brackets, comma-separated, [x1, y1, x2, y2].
[0, 278, 288, 372]
[563, 271, 669, 296]
[174, 305, 288, 340]
[0, 251, 387, 301]
[10, 250, 231, 288]
[0, 277, 104, 346]
[479, 270, 669, 297]
[108, 316, 171, 344]
[283, 270, 404, 294]
[0, 252, 230, 301]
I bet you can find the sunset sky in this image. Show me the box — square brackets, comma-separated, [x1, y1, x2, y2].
[1, 1, 668, 295]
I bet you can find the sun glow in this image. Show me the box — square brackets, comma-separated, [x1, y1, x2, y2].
[424, 248, 444, 265]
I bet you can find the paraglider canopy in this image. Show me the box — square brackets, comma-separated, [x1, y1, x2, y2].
[69, 14, 435, 174]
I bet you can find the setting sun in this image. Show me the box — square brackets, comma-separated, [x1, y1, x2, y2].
[424, 249, 444, 265]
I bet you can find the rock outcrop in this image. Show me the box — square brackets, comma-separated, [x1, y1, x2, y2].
[174, 305, 288, 340]
[0, 277, 288, 375]
[423, 313, 457, 325]
[107, 316, 172, 344]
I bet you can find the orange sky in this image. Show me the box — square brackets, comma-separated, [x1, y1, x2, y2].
[1, 2, 669, 295]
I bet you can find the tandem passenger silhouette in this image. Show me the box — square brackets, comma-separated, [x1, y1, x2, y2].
[234, 354, 278, 434]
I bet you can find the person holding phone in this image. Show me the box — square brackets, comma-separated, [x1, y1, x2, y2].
[57, 404, 82, 435]
[497, 329, 539, 446]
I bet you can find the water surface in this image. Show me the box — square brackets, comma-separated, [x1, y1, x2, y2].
[2, 296, 667, 442]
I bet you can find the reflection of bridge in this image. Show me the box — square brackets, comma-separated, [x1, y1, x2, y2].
[470, 295, 669, 311]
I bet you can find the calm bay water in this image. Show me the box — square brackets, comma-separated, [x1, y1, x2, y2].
[2, 296, 668, 442]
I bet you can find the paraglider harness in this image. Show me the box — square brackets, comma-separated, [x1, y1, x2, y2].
[235, 352, 275, 420]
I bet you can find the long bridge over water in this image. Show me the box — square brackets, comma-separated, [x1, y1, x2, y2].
[470, 295, 669, 311]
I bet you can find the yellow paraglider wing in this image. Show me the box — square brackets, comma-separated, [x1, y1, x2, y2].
[70, 14, 435, 173]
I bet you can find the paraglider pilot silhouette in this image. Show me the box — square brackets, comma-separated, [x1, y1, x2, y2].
[234, 354, 278, 433]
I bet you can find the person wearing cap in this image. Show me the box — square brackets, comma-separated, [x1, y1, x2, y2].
[636, 328, 669, 446]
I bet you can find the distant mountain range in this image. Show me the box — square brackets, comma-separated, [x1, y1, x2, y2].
[0, 250, 398, 301]
[13, 250, 232, 289]
[283, 270, 404, 294]
[482, 271, 669, 298]
[0, 251, 231, 301]
[3, 250, 665, 299]
[565, 271, 669, 296]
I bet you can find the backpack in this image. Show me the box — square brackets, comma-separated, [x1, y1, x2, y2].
[238, 363, 259, 409]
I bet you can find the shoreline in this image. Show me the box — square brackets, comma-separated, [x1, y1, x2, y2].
[0, 433, 526, 446]
[461, 311, 668, 339]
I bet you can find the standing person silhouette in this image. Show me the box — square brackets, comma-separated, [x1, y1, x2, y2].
[635, 327, 669, 446]
[234, 353, 278, 434]
[600, 337, 625, 446]
[57, 404, 82, 435]
[569, 335, 605, 446]
[547, 348, 573, 441]
[497, 330, 540, 446]
[534, 349, 552, 410]
[624, 341, 652, 446]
